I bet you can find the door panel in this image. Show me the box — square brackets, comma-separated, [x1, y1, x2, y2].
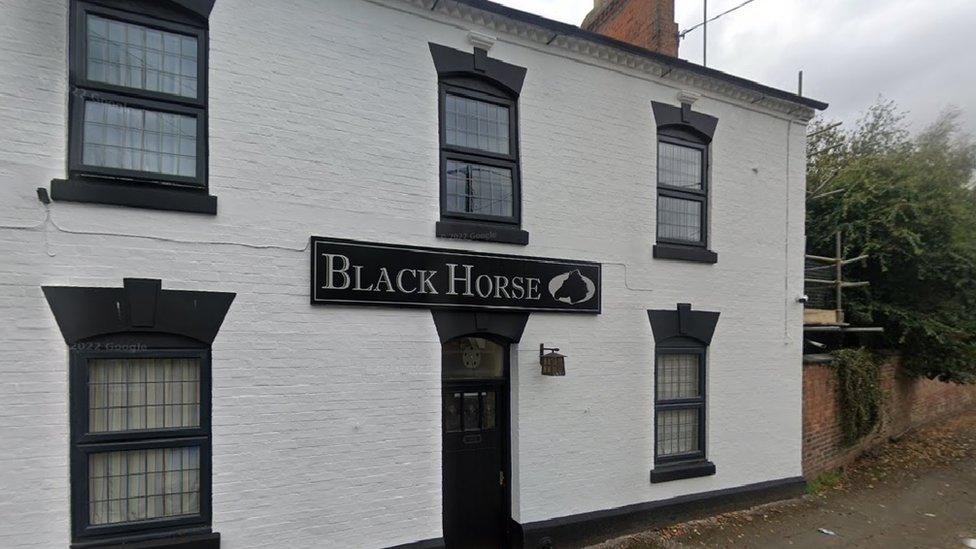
[442, 337, 508, 548]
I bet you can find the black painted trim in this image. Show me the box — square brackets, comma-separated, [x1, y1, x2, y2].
[66, 1, 213, 211]
[67, 91, 208, 187]
[651, 102, 718, 143]
[50, 278, 233, 546]
[650, 460, 716, 483]
[435, 220, 529, 245]
[168, 0, 215, 20]
[43, 278, 235, 345]
[518, 476, 806, 548]
[71, 530, 219, 548]
[71, 349, 212, 447]
[653, 243, 717, 264]
[70, 1, 209, 103]
[51, 179, 217, 214]
[386, 538, 445, 549]
[430, 310, 530, 344]
[78, 0, 211, 34]
[647, 303, 720, 346]
[447, 0, 827, 110]
[652, 102, 716, 258]
[649, 305, 719, 471]
[68, 350, 214, 540]
[432, 44, 528, 242]
[656, 134, 709, 249]
[66, 347, 214, 543]
[71, 531, 219, 549]
[429, 43, 527, 97]
[654, 346, 707, 466]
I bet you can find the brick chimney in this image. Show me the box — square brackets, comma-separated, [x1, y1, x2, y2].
[581, 0, 679, 57]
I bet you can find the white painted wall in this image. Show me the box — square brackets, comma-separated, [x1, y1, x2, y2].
[0, 0, 809, 547]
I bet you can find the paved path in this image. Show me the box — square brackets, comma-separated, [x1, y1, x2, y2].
[698, 458, 976, 548]
[594, 412, 976, 549]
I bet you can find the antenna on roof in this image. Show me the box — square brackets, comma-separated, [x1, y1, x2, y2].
[678, 0, 759, 66]
[703, 0, 708, 67]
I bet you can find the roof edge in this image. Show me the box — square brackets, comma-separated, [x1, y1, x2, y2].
[441, 0, 828, 112]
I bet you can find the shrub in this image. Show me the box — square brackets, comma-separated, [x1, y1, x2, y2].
[807, 100, 976, 383]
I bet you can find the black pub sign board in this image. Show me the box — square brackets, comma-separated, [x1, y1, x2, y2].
[310, 237, 601, 313]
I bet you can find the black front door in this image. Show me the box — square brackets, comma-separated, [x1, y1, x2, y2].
[442, 337, 508, 548]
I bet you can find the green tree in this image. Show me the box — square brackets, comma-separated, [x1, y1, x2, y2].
[807, 100, 976, 382]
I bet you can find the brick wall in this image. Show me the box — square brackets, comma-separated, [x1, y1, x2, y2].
[802, 355, 976, 478]
[582, 0, 679, 57]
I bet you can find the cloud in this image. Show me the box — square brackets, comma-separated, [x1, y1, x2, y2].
[493, 0, 976, 134]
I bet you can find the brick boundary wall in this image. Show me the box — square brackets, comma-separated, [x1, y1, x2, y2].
[803, 354, 976, 478]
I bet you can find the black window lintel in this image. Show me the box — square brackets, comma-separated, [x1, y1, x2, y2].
[429, 43, 527, 97]
[647, 303, 720, 346]
[652, 101, 718, 144]
[43, 278, 235, 345]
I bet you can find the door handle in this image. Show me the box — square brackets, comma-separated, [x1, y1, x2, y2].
[499, 471, 505, 487]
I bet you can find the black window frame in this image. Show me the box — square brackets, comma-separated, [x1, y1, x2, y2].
[68, 91, 208, 189]
[647, 303, 719, 483]
[651, 101, 719, 264]
[438, 83, 522, 226]
[429, 43, 529, 245]
[655, 133, 709, 249]
[69, 345, 213, 544]
[653, 345, 707, 465]
[55, 0, 216, 214]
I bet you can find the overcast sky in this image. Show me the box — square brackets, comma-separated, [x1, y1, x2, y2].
[493, 0, 976, 136]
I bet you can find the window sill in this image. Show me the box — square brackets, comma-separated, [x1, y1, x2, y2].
[71, 531, 219, 549]
[650, 460, 716, 483]
[653, 244, 717, 264]
[51, 179, 217, 215]
[436, 220, 529, 245]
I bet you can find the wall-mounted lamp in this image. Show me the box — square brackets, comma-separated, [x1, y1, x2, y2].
[539, 344, 566, 376]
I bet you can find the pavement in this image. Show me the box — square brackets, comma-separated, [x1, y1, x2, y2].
[590, 411, 976, 549]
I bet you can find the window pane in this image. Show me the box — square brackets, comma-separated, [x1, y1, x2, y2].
[442, 337, 504, 380]
[82, 101, 197, 178]
[444, 392, 462, 433]
[658, 142, 703, 190]
[482, 391, 496, 430]
[656, 408, 700, 457]
[88, 357, 201, 433]
[462, 392, 480, 432]
[89, 446, 200, 526]
[657, 354, 700, 401]
[657, 196, 702, 243]
[445, 160, 513, 218]
[445, 94, 509, 154]
[87, 14, 199, 98]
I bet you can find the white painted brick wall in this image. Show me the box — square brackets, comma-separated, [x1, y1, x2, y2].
[0, 0, 810, 546]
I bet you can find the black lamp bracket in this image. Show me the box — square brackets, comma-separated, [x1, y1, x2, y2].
[540, 344, 560, 359]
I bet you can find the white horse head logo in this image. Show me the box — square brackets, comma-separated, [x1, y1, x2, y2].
[548, 270, 596, 305]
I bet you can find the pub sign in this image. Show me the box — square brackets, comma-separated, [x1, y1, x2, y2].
[310, 237, 601, 313]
